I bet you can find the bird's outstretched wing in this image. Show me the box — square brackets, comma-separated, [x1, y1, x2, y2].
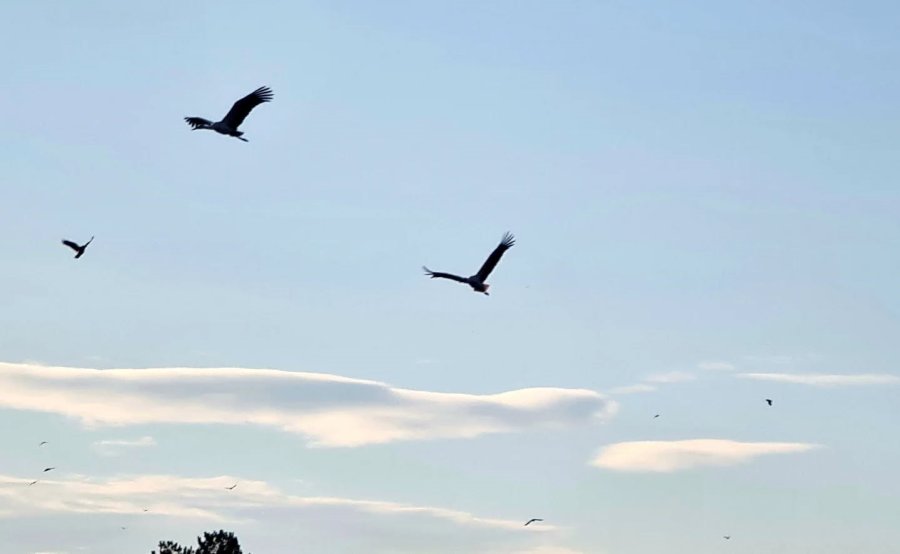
[184, 117, 213, 129]
[61, 240, 80, 252]
[524, 518, 543, 526]
[475, 232, 515, 281]
[221, 86, 273, 129]
[423, 266, 468, 283]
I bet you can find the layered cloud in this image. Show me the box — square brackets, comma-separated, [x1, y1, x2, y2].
[0, 362, 615, 447]
[590, 439, 820, 472]
[737, 372, 900, 387]
[92, 436, 157, 456]
[0, 473, 546, 532]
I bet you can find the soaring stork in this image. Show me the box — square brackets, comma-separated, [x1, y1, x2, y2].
[424, 232, 515, 295]
[184, 86, 273, 142]
[61, 236, 93, 259]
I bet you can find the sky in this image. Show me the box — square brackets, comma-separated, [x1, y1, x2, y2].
[1, 1, 899, 552]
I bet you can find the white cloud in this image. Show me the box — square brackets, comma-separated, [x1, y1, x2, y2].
[737, 373, 900, 387]
[643, 371, 696, 384]
[92, 436, 157, 456]
[697, 361, 735, 371]
[518, 546, 596, 554]
[0, 362, 616, 448]
[608, 383, 656, 395]
[590, 439, 820, 472]
[0, 473, 551, 533]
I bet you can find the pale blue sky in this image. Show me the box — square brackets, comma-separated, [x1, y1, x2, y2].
[1, 1, 899, 553]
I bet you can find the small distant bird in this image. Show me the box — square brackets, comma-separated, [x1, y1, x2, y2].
[39, 441, 48, 446]
[61, 236, 94, 259]
[653, 414, 660, 418]
[142, 508, 149, 512]
[524, 518, 543, 526]
[27, 480, 38, 486]
[184, 86, 273, 142]
[723, 535, 731, 540]
[225, 482, 238, 490]
[120, 526, 127, 531]
[765, 399, 773, 406]
[42, 467, 55, 473]
[424, 232, 515, 295]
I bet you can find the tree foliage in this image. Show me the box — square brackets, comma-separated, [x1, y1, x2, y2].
[152, 529, 246, 554]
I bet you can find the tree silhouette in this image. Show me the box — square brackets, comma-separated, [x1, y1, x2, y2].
[152, 530, 246, 554]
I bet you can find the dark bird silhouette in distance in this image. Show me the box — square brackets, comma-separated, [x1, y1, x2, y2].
[524, 518, 543, 526]
[225, 482, 238, 490]
[42, 467, 55, 472]
[723, 535, 731, 540]
[39, 441, 48, 446]
[424, 232, 515, 295]
[184, 86, 273, 142]
[61, 236, 94, 259]
[27, 480, 38, 486]
[653, 414, 660, 418]
[766, 399, 773, 406]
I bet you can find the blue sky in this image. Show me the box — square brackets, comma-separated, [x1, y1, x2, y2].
[1, 1, 899, 553]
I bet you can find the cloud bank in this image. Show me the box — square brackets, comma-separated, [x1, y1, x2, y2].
[0, 362, 616, 447]
[0, 473, 545, 532]
[737, 373, 900, 387]
[590, 439, 820, 472]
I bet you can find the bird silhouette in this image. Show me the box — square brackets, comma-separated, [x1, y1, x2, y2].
[225, 482, 238, 490]
[723, 535, 731, 540]
[653, 414, 660, 418]
[38, 441, 48, 446]
[765, 399, 773, 406]
[184, 86, 273, 142]
[524, 518, 543, 526]
[27, 480, 38, 486]
[42, 467, 55, 472]
[61, 236, 94, 259]
[424, 232, 515, 295]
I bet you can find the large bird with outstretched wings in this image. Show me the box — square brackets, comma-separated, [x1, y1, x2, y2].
[61, 236, 93, 259]
[423, 232, 515, 295]
[184, 86, 273, 142]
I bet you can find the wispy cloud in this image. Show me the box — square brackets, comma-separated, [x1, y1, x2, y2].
[643, 371, 696, 384]
[590, 439, 820, 472]
[607, 383, 656, 395]
[92, 436, 157, 456]
[697, 361, 735, 371]
[0, 473, 551, 533]
[0, 362, 616, 448]
[737, 373, 900, 387]
[518, 547, 587, 554]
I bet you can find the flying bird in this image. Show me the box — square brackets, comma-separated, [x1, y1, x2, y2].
[423, 232, 515, 295]
[39, 441, 48, 446]
[61, 236, 94, 259]
[27, 480, 38, 486]
[42, 467, 55, 473]
[225, 482, 238, 490]
[653, 414, 660, 418]
[765, 399, 773, 406]
[184, 86, 273, 142]
[524, 518, 543, 526]
[723, 535, 731, 540]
